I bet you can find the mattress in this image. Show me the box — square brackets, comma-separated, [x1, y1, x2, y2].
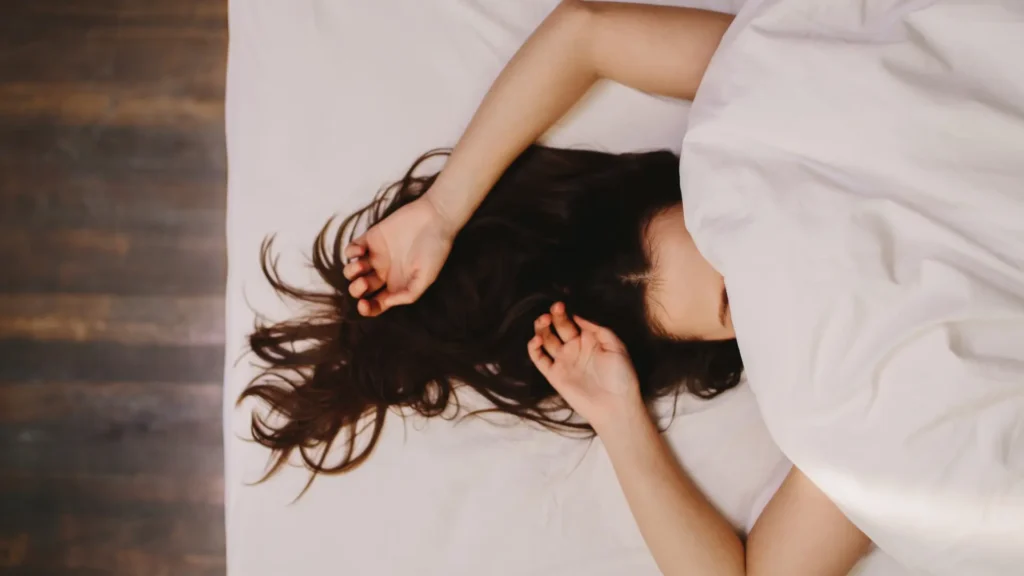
[225, 1, 904, 574]
[682, 0, 1024, 574]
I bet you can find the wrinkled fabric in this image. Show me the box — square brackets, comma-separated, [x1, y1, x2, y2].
[683, 1, 1024, 574]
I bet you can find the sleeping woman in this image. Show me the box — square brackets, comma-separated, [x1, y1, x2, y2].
[243, 2, 874, 575]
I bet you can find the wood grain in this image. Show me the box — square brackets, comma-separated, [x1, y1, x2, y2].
[0, 381, 222, 427]
[0, 0, 230, 573]
[0, 2, 225, 97]
[0, 341, 225, 384]
[0, 167, 224, 233]
[0, 504, 225, 575]
[0, 473, 224, 508]
[0, 83, 224, 127]
[0, 295, 224, 345]
[0, 380, 224, 474]
[0, 122, 225, 176]
[1, 0, 228, 23]
[0, 228, 226, 295]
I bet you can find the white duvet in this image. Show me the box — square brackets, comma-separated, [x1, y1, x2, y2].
[683, 1, 1024, 574]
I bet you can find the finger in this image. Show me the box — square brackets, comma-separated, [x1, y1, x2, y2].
[380, 289, 417, 310]
[373, 269, 428, 313]
[348, 273, 385, 298]
[574, 315, 624, 349]
[572, 316, 603, 332]
[535, 314, 563, 357]
[577, 329, 598, 365]
[344, 239, 367, 260]
[357, 298, 384, 317]
[527, 336, 554, 376]
[343, 258, 372, 280]
[549, 302, 579, 343]
[365, 288, 416, 316]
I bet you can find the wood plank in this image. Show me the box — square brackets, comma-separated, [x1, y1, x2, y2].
[0, 163, 224, 234]
[0, 32, 225, 101]
[0, 3, 226, 96]
[0, 420, 225, 478]
[0, 473, 224, 508]
[0, 83, 223, 127]
[0, 228, 226, 295]
[0, 471, 223, 506]
[0, 0, 230, 571]
[0, 122, 225, 177]
[0, 377, 226, 480]
[0, 533, 29, 569]
[0, 295, 224, 345]
[0, 341, 225, 383]
[0, 381, 222, 427]
[1, 500, 225, 556]
[3, 0, 228, 23]
[0, 503, 225, 576]
[0, 380, 225, 476]
[0, 565, 106, 576]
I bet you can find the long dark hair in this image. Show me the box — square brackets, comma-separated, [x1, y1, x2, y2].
[240, 145, 743, 486]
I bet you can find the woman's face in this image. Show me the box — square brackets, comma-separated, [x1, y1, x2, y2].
[643, 204, 734, 341]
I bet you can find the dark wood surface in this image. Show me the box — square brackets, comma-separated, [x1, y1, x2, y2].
[0, 1, 228, 574]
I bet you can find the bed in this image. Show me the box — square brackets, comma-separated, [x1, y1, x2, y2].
[224, 0, 1018, 574]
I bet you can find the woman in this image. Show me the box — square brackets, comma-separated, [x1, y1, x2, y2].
[245, 2, 873, 575]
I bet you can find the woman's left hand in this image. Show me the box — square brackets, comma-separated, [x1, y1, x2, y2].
[528, 302, 645, 433]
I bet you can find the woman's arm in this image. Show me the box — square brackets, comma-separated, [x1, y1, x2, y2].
[747, 467, 873, 575]
[345, 2, 731, 315]
[532, 305, 872, 576]
[600, 400, 747, 575]
[601, 407, 872, 576]
[426, 0, 733, 228]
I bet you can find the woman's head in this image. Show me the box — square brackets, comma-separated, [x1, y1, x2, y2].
[241, 145, 743, 484]
[644, 203, 735, 341]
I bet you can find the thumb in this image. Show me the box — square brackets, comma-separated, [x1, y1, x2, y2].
[574, 316, 624, 350]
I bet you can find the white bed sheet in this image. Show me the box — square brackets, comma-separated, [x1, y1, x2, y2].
[225, 1, 901, 575]
[682, 0, 1024, 574]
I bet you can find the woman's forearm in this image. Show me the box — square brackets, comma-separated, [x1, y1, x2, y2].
[425, 0, 733, 229]
[599, 405, 871, 576]
[598, 403, 746, 576]
[425, 0, 596, 228]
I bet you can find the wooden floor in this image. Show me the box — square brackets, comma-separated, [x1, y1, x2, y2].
[0, 1, 228, 574]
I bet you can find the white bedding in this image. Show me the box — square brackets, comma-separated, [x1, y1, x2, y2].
[223, 1, 931, 574]
[683, 0, 1024, 574]
[224, 2, 791, 575]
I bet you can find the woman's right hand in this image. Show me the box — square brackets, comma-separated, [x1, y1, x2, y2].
[528, 303, 645, 433]
[343, 196, 458, 316]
